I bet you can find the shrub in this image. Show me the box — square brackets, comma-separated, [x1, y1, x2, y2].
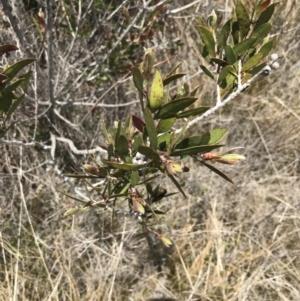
[63, 1, 279, 248]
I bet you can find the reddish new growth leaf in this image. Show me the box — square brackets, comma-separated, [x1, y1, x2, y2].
[132, 115, 145, 132]
[0, 44, 18, 56]
[258, 0, 271, 13]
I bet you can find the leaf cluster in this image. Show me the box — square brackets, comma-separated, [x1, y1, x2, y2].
[0, 45, 35, 137]
[199, 0, 277, 98]
[63, 0, 276, 248]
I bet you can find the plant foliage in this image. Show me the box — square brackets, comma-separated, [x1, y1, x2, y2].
[0, 45, 35, 137]
[63, 0, 276, 247]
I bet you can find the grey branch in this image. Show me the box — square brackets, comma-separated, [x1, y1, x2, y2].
[45, 0, 56, 123]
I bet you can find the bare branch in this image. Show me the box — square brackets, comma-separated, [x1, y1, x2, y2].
[55, 136, 107, 155]
[168, 0, 202, 14]
[45, 0, 56, 123]
[0, 138, 51, 150]
[177, 65, 273, 133]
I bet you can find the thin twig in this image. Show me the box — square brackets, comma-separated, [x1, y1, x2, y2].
[32, 62, 39, 141]
[168, 0, 202, 14]
[85, 0, 154, 83]
[46, 0, 56, 123]
[176, 65, 272, 133]
[55, 136, 107, 155]
[79, 72, 131, 124]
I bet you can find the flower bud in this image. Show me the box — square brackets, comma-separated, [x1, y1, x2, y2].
[271, 61, 280, 70]
[201, 152, 221, 160]
[207, 10, 218, 28]
[216, 153, 246, 165]
[270, 53, 278, 61]
[166, 160, 189, 176]
[83, 164, 99, 175]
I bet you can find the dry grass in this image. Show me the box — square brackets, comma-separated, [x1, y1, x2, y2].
[1, 0, 300, 300]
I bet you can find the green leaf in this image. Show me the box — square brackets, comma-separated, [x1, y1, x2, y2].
[106, 161, 146, 171]
[124, 115, 132, 130]
[200, 65, 215, 80]
[250, 23, 272, 47]
[131, 134, 143, 153]
[210, 58, 229, 67]
[209, 128, 229, 143]
[259, 40, 273, 58]
[198, 160, 234, 184]
[169, 174, 186, 197]
[155, 97, 198, 119]
[0, 91, 13, 113]
[163, 73, 186, 86]
[190, 84, 203, 96]
[171, 120, 189, 152]
[218, 20, 231, 50]
[137, 176, 160, 189]
[236, 1, 251, 40]
[199, 41, 210, 62]
[3, 58, 36, 81]
[114, 121, 122, 146]
[138, 145, 161, 167]
[158, 132, 171, 150]
[247, 62, 267, 75]
[219, 72, 236, 90]
[2, 78, 25, 94]
[107, 143, 114, 157]
[130, 171, 140, 186]
[166, 62, 182, 77]
[175, 128, 228, 149]
[132, 200, 145, 214]
[19, 71, 32, 92]
[199, 26, 216, 57]
[233, 38, 256, 56]
[132, 67, 144, 93]
[156, 117, 176, 134]
[242, 53, 263, 71]
[225, 45, 237, 64]
[160, 235, 173, 247]
[64, 207, 86, 217]
[144, 48, 155, 80]
[177, 107, 210, 118]
[5, 94, 25, 122]
[0, 44, 18, 56]
[144, 107, 158, 149]
[221, 79, 235, 98]
[232, 22, 240, 45]
[115, 182, 131, 195]
[148, 70, 164, 112]
[170, 144, 223, 157]
[207, 9, 218, 28]
[254, 3, 277, 30]
[115, 135, 129, 157]
[218, 65, 236, 83]
[0, 73, 8, 86]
